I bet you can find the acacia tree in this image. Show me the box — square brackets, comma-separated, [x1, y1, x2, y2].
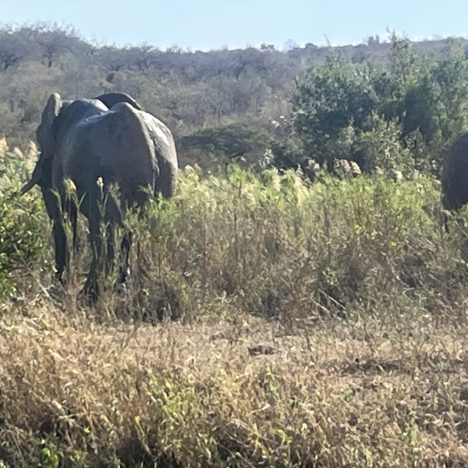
[27, 23, 82, 68]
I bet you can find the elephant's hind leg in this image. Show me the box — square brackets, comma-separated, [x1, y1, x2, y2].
[83, 183, 105, 301]
[119, 230, 132, 284]
[103, 190, 124, 276]
[67, 199, 80, 254]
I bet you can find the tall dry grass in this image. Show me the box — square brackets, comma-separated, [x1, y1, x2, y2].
[0, 145, 467, 465]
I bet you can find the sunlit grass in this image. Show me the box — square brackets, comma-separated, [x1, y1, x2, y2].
[0, 143, 467, 465]
[1, 303, 466, 466]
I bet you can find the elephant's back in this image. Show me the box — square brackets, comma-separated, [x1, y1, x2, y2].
[92, 103, 156, 202]
[442, 132, 468, 210]
[54, 100, 108, 185]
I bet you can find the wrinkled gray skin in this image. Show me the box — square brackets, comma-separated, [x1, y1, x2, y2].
[441, 132, 468, 212]
[22, 92, 178, 298]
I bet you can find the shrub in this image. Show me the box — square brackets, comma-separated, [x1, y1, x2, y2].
[0, 140, 48, 300]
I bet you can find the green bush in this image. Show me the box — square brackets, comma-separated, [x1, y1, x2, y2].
[0, 141, 48, 300]
[354, 113, 413, 173]
[178, 123, 269, 172]
[275, 37, 468, 175]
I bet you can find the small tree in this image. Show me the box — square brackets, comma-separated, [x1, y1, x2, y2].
[292, 55, 379, 169]
[28, 23, 82, 68]
[0, 28, 28, 72]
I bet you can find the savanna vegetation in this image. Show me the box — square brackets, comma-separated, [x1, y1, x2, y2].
[0, 24, 467, 466]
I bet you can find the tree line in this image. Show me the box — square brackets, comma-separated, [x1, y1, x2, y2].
[0, 23, 467, 174]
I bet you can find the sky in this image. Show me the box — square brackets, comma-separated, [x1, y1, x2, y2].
[1, 0, 468, 50]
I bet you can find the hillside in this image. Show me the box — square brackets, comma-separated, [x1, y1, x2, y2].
[0, 24, 467, 170]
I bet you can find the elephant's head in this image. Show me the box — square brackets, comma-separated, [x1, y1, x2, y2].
[21, 93, 63, 194]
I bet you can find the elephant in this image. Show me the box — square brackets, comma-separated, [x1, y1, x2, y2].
[441, 132, 468, 212]
[21, 92, 178, 297]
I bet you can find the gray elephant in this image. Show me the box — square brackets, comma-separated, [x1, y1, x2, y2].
[441, 132, 468, 212]
[21, 92, 178, 297]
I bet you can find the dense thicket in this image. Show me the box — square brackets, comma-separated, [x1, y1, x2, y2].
[273, 38, 468, 176]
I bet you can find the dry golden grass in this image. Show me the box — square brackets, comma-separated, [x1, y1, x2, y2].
[1, 298, 466, 467]
[2, 151, 468, 465]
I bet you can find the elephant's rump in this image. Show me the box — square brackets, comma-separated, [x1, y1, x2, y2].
[63, 104, 158, 201]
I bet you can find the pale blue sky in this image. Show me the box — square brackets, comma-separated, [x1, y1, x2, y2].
[2, 0, 467, 50]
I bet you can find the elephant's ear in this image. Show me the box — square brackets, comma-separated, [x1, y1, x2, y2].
[45, 92, 62, 117]
[21, 93, 62, 195]
[37, 93, 62, 156]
